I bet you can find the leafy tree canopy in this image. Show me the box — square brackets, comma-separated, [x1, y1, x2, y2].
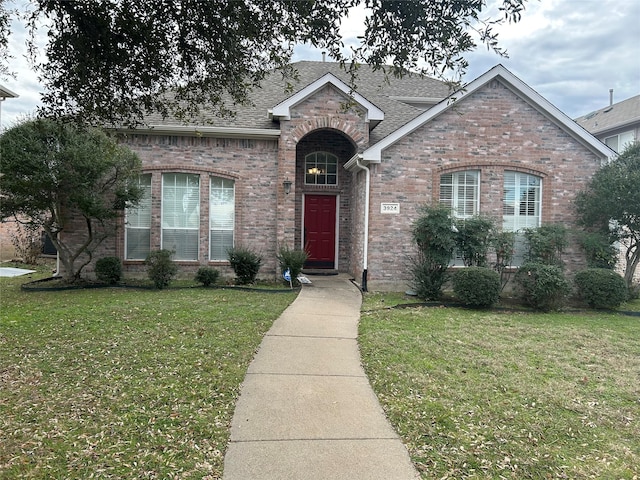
[1, 0, 525, 126]
[575, 142, 640, 288]
[0, 118, 143, 281]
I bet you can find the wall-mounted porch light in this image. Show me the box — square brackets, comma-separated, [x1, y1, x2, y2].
[283, 178, 292, 195]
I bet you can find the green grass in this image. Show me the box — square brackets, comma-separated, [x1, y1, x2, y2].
[0, 265, 296, 479]
[359, 293, 640, 479]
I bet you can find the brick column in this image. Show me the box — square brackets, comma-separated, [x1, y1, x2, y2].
[276, 130, 296, 247]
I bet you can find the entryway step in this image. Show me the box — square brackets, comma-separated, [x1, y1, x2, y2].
[301, 269, 339, 276]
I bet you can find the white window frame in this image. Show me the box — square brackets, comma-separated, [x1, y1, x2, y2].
[209, 176, 235, 261]
[439, 170, 480, 219]
[604, 130, 635, 153]
[125, 174, 152, 260]
[305, 152, 338, 186]
[503, 171, 542, 266]
[161, 173, 200, 261]
[440, 170, 480, 266]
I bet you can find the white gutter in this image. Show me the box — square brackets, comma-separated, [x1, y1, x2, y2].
[351, 155, 370, 291]
[115, 125, 281, 139]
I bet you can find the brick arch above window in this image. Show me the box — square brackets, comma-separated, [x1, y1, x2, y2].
[435, 162, 549, 179]
[141, 165, 239, 180]
[290, 118, 366, 147]
[433, 163, 550, 203]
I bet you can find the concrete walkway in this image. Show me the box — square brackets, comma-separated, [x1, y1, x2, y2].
[222, 274, 419, 480]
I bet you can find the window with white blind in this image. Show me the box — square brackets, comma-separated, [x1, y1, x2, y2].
[503, 171, 541, 231]
[439, 170, 479, 218]
[210, 177, 235, 261]
[125, 174, 152, 260]
[503, 171, 541, 265]
[162, 173, 200, 261]
[305, 152, 338, 185]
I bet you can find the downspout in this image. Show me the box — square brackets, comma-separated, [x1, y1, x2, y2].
[353, 157, 370, 292]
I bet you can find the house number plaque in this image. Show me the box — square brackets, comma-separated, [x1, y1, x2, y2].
[380, 203, 400, 214]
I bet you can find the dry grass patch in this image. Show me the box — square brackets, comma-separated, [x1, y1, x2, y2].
[359, 293, 640, 479]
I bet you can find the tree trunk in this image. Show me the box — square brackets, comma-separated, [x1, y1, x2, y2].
[624, 245, 639, 290]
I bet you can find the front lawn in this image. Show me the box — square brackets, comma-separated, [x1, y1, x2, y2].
[0, 267, 296, 479]
[359, 293, 640, 479]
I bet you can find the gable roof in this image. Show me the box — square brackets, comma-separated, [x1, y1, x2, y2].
[353, 64, 614, 165]
[0, 85, 18, 99]
[139, 61, 451, 141]
[575, 94, 640, 136]
[269, 72, 384, 126]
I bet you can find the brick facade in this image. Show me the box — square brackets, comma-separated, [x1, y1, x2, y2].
[363, 79, 603, 290]
[63, 66, 613, 290]
[82, 84, 371, 281]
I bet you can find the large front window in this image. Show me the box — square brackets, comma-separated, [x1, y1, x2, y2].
[305, 152, 338, 185]
[440, 170, 479, 218]
[502, 171, 541, 232]
[162, 173, 200, 261]
[503, 171, 541, 265]
[125, 174, 152, 260]
[210, 177, 235, 261]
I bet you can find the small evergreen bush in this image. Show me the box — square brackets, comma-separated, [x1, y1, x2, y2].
[410, 204, 456, 300]
[95, 256, 122, 284]
[277, 245, 308, 286]
[194, 267, 220, 287]
[514, 262, 570, 311]
[409, 252, 449, 300]
[145, 249, 177, 289]
[578, 231, 618, 269]
[490, 230, 516, 291]
[574, 268, 628, 309]
[523, 224, 567, 267]
[454, 216, 494, 267]
[453, 267, 501, 308]
[227, 246, 262, 285]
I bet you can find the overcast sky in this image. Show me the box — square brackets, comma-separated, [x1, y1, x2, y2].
[1, 0, 639, 129]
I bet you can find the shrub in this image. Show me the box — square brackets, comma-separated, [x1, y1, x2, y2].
[574, 268, 628, 309]
[409, 251, 449, 301]
[276, 245, 308, 286]
[578, 231, 618, 269]
[194, 267, 220, 287]
[514, 262, 570, 311]
[10, 222, 43, 264]
[490, 230, 516, 291]
[95, 256, 122, 284]
[410, 204, 456, 300]
[227, 246, 262, 285]
[453, 267, 501, 308]
[145, 249, 177, 289]
[454, 216, 494, 267]
[523, 224, 567, 267]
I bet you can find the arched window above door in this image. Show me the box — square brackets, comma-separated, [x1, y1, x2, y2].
[305, 152, 338, 186]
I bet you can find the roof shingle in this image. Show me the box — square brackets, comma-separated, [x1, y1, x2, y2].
[575, 94, 640, 135]
[144, 61, 452, 142]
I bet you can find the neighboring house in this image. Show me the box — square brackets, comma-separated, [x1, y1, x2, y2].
[75, 62, 612, 290]
[0, 84, 19, 115]
[575, 93, 640, 153]
[576, 93, 640, 284]
[0, 85, 20, 261]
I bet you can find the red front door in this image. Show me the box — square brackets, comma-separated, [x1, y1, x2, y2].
[304, 195, 336, 269]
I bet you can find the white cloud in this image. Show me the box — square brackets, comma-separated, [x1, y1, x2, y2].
[464, 0, 640, 117]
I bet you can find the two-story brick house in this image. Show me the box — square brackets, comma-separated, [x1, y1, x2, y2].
[77, 62, 612, 290]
